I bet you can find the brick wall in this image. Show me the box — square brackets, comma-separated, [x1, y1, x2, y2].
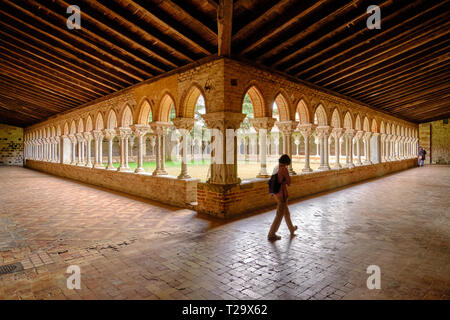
[419, 119, 450, 164]
[0, 124, 23, 166]
[25, 160, 199, 208]
[196, 159, 417, 218]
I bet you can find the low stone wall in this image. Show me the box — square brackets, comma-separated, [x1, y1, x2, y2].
[196, 159, 417, 218]
[25, 160, 199, 208]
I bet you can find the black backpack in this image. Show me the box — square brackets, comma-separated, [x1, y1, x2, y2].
[268, 173, 281, 194]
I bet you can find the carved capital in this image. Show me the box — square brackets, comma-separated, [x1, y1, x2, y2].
[92, 130, 104, 141]
[132, 124, 150, 137]
[345, 128, 356, 138]
[315, 125, 331, 137]
[202, 112, 246, 131]
[116, 127, 132, 139]
[298, 123, 315, 138]
[83, 132, 93, 141]
[75, 133, 85, 142]
[331, 127, 345, 139]
[250, 117, 276, 132]
[102, 129, 116, 140]
[171, 117, 195, 132]
[150, 121, 171, 136]
[276, 120, 298, 135]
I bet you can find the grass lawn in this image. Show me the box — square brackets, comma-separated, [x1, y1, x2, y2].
[105, 159, 322, 180]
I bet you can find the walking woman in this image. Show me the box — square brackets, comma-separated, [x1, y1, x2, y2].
[268, 154, 298, 241]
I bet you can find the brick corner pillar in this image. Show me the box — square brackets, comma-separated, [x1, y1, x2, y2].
[202, 111, 245, 185]
[131, 124, 150, 173]
[172, 118, 195, 179]
[150, 121, 171, 176]
[276, 120, 299, 175]
[298, 123, 315, 173]
[251, 117, 276, 178]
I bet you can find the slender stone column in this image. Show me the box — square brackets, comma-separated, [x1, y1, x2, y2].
[276, 120, 298, 175]
[298, 123, 315, 173]
[363, 132, 373, 165]
[132, 124, 150, 173]
[202, 112, 246, 184]
[103, 129, 116, 170]
[92, 130, 104, 168]
[250, 117, 276, 178]
[354, 130, 364, 165]
[83, 132, 93, 167]
[395, 136, 401, 160]
[172, 118, 195, 179]
[76, 134, 84, 166]
[59, 136, 65, 164]
[380, 134, 386, 162]
[116, 127, 132, 172]
[344, 129, 356, 168]
[68, 135, 76, 165]
[316, 126, 331, 171]
[332, 128, 344, 169]
[150, 122, 171, 176]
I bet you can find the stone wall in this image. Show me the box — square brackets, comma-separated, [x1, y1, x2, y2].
[196, 159, 417, 218]
[25, 160, 199, 208]
[419, 119, 450, 164]
[0, 124, 23, 166]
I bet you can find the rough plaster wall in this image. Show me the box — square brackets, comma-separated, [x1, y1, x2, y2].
[419, 119, 450, 164]
[0, 124, 23, 166]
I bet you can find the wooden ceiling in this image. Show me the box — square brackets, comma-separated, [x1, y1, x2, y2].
[0, 0, 448, 127]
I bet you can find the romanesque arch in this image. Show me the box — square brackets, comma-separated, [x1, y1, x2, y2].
[106, 109, 118, 129]
[363, 116, 370, 132]
[273, 92, 290, 121]
[136, 98, 153, 124]
[344, 111, 353, 129]
[85, 115, 93, 132]
[158, 92, 176, 122]
[296, 99, 310, 124]
[182, 83, 207, 119]
[331, 108, 342, 128]
[95, 112, 104, 130]
[371, 118, 378, 133]
[314, 104, 328, 126]
[120, 105, 133, 127]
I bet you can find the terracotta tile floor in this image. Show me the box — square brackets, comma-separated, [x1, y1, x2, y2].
[0, 165, 449, 300]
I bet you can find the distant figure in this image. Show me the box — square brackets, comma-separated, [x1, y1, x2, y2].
[267, 154, 297, 241]
[418, 147, 426, 167]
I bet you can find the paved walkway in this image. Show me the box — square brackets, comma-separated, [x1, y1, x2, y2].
[0, 165, 449, 300]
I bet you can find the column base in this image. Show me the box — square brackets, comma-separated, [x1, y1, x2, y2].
[177, 173, 191, 179]
[317, 165, 330, 171]
[363, 160, 372, 165]
[85, 162, 92, 167]
[333, 163, 342, 169]
[256, 174, 270, 178]
[152, 169, 168, 176]
[106, 164, 116, 170]
[93, 164, 105, 169]
[76, 162, 85, 166]
[135, 167, 145, 173]
[344, 163, 355, 169]
[301, 167, 313, 173]
[117, 166, 132, 172]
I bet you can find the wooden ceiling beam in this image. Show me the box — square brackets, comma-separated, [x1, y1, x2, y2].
[260, 0, 363, 62]
[0, 28, 125, 91]
[0, 91, 67, 114]
[1, 1, 147, 82]
[239, 1, 327, 55]
[122, 0, 213, 55]
[316, 20, 449, 86]
[334, 41, 449, 93]
[71, 0, 191, 66]
[274, 0, 394, 69]
[295, 0, 444, 77]
[217, 0, 233, 56]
